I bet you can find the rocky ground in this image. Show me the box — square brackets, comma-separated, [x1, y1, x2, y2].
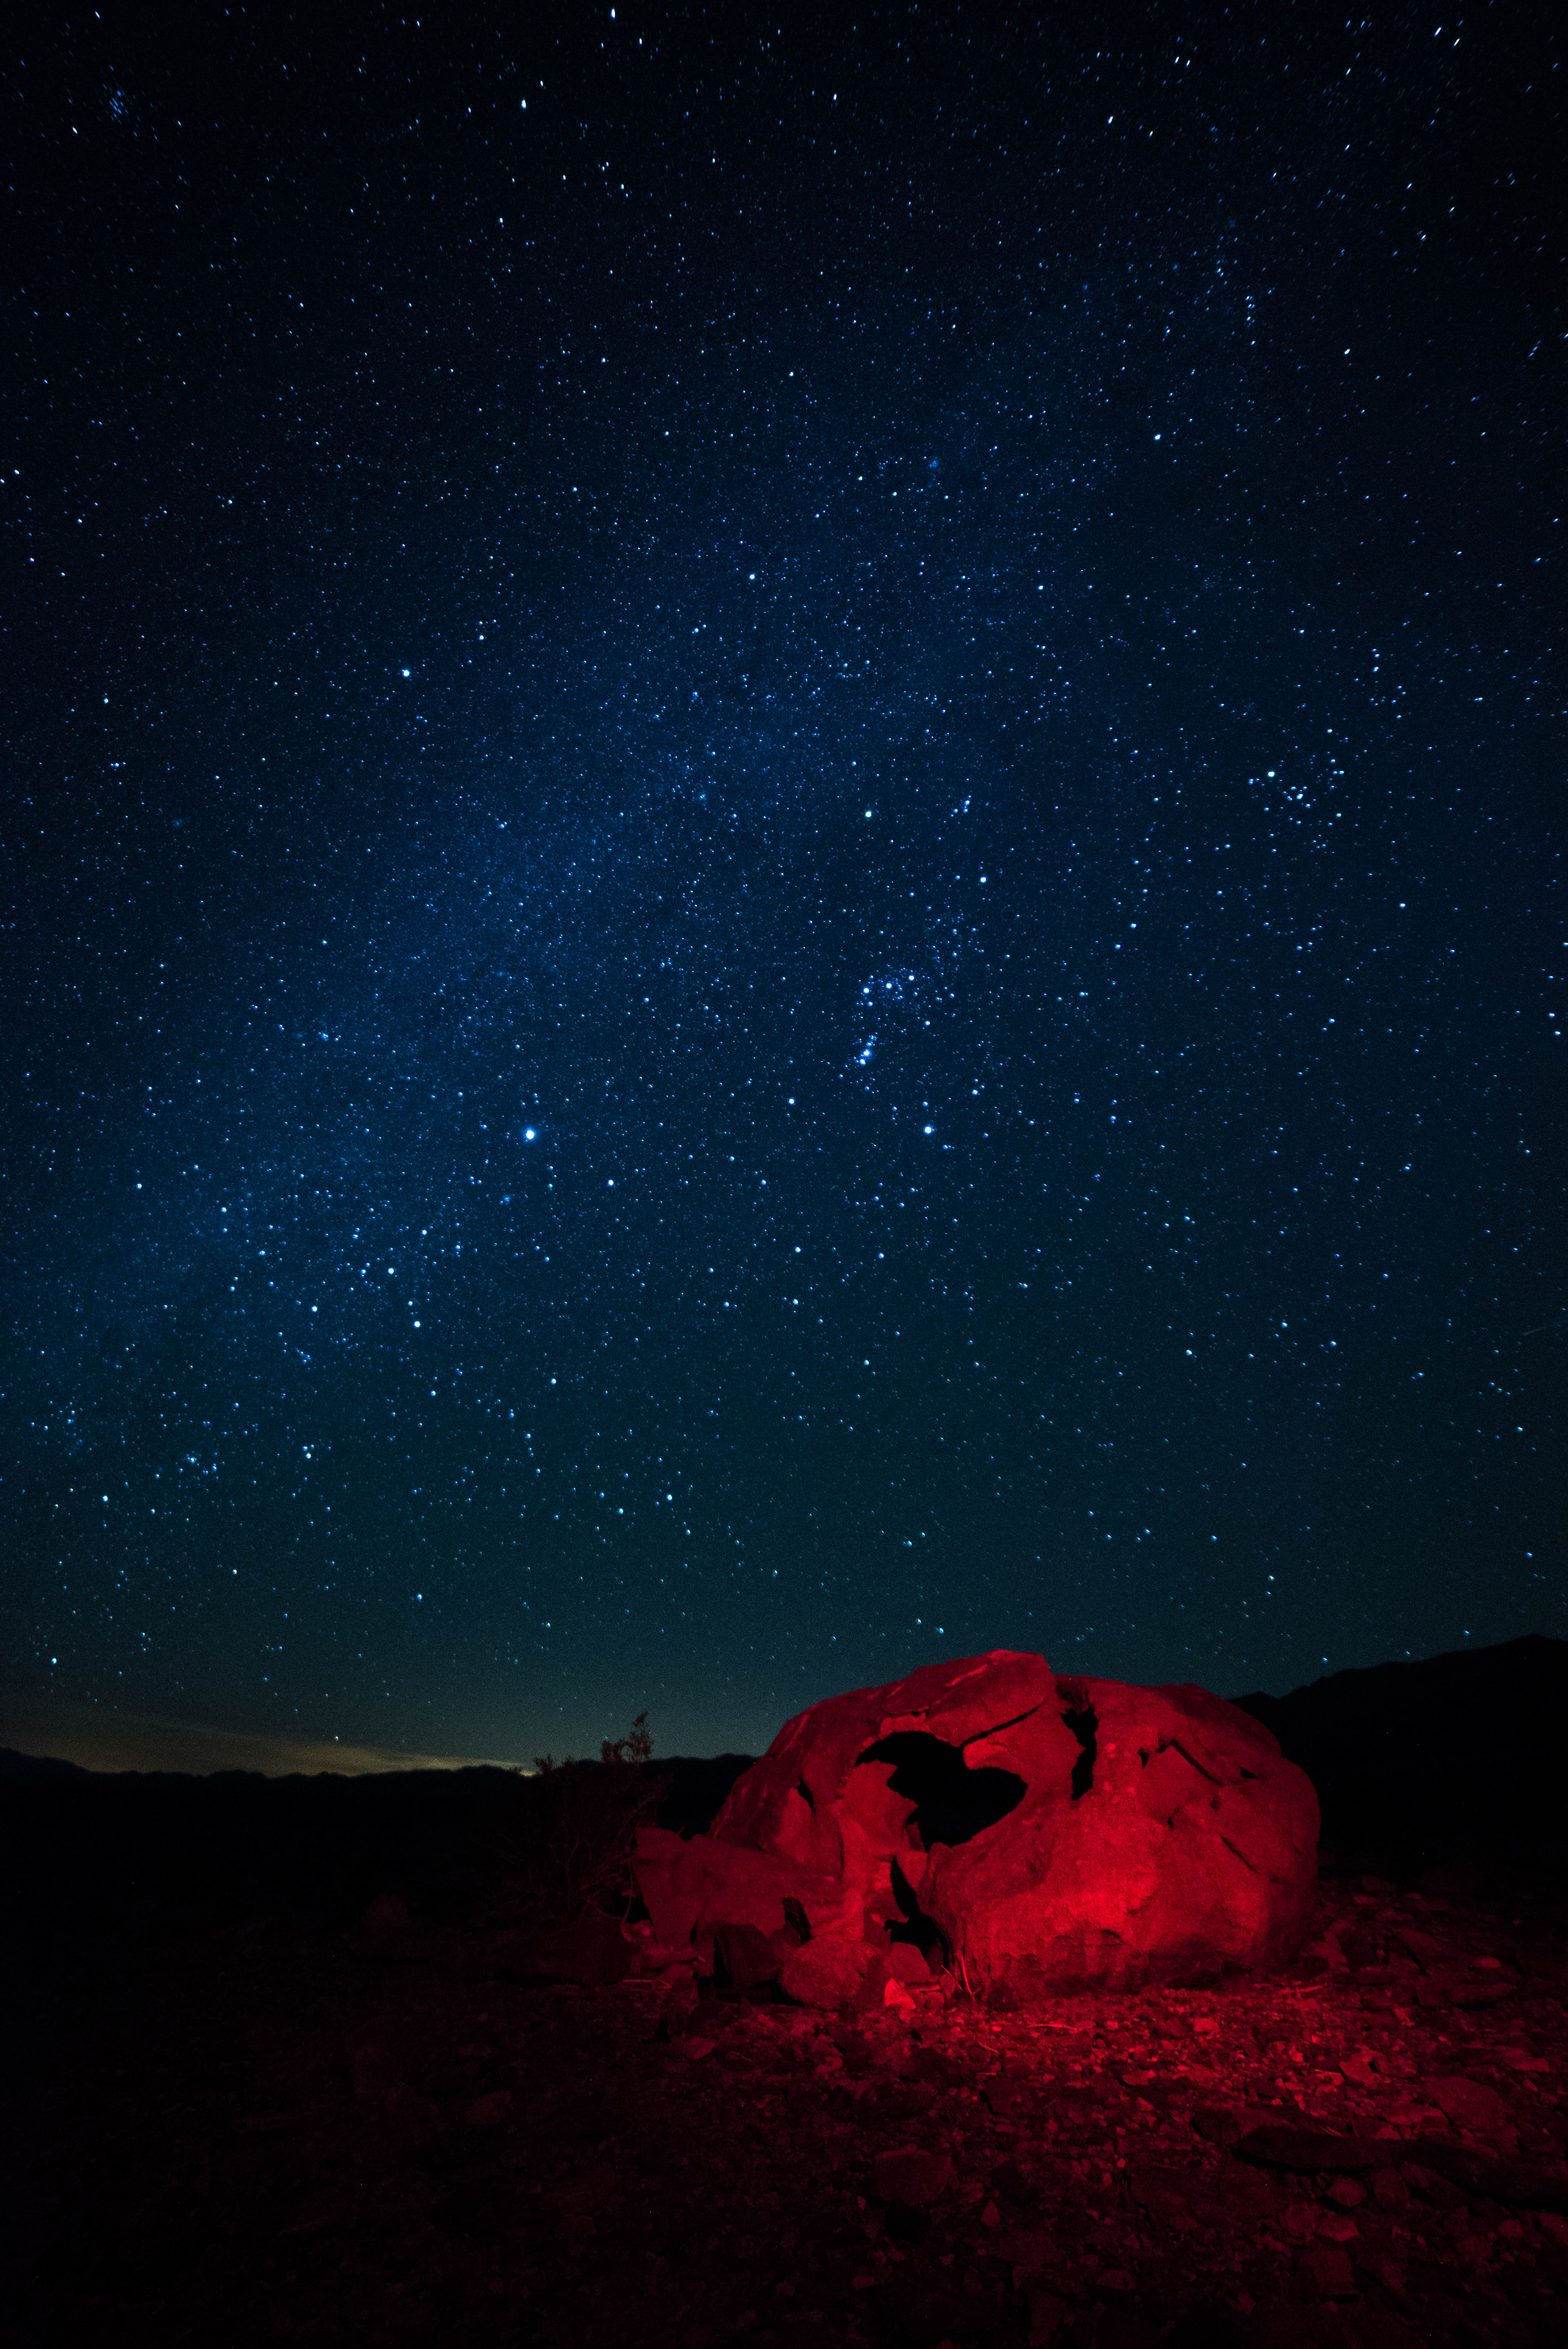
[9, 1867, 1568, 2349]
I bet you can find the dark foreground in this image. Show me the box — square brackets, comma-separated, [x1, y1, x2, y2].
[8, 1861, 1568, 2349]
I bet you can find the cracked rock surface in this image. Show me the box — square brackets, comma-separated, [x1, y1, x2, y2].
[636, 1652, 1320, 2002]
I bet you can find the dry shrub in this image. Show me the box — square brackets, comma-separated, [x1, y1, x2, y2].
[492, 1714, 665, 1923]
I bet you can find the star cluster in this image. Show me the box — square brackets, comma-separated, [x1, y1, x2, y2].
[3, 5, 1560, 1762]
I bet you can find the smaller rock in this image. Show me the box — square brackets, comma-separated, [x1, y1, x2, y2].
[1400, 2160, 1467, 2211]
[1425, 2076, 1514, 2139]
[872, 2146, 955, 2206]
[849, 1950, 897, 2012]
[779, 1937, 868, 2008]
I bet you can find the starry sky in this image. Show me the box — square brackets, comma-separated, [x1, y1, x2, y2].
[4, 3, 1562, 1772]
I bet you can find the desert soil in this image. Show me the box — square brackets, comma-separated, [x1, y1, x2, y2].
[9, 1872, 1568, 2349]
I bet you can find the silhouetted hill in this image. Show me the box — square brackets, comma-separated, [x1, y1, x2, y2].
[655, 1750, 755, 1835]
[0, 1746, 89, 1777]
[1232, 1632, 1568, 1886]
[0, 1745, 754, 1935]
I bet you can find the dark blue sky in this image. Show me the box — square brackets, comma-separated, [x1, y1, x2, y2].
[4, 2, 1561, 1768]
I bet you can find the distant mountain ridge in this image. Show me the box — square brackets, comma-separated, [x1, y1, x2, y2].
[0, 1747, 89, 1778]
[1231, 1632, 1568, 1882]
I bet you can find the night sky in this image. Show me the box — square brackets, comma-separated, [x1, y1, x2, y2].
[4, 4, 1561, 1773]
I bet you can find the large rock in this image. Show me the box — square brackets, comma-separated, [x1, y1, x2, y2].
[633, 1650, 1317, 2004]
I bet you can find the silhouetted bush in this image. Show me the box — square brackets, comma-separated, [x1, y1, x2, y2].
[3, 1722, 757, 1943]
[491, 1714, 668, 1921]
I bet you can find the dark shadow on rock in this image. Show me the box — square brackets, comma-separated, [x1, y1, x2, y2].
[856, 1730, 1025, 1848]
[887, 1854, 953, 1969]
[1056, 1690, 1099, 1802]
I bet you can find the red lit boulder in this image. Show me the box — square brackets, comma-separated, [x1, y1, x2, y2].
[633, 1650, 1317, 2003]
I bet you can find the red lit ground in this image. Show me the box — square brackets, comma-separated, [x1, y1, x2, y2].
[9, 1874, 1568, 2348]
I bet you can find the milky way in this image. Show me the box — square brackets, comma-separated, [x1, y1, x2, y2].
[4, 7, 1560, 1762]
